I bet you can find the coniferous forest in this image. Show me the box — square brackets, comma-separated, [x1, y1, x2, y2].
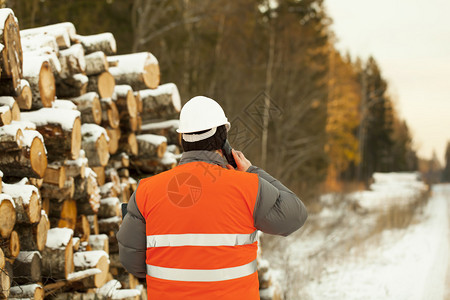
[4, 0, 419, 199]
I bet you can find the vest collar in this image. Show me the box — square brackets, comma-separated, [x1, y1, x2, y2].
[179, 151, 228, 168]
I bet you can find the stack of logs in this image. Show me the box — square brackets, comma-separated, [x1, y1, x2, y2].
[0, 8, 181, 300]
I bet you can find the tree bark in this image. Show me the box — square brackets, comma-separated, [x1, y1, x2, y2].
[98, 197, 120, 219]
[81, 124, 110, 167]
[42, 229, 73, 280]
[140, 119, 180, 145]
[0, 124, 23, 151]
[88, 234, 108, 254]
[138, 83, 181, 121]
[9, 283, 44, 300]
[40, 177, 75, 200]
[118, 132, 139, 157]
[84, 51, 109, 76]
[75, 215, 91, 243]
[76, 33, 117, 55]
[58, 44, 86, 79]
[43, 163, 66, 189]
[55, 73, 88, 98]
[13, 251, 42, 284]
[136, 134, 167, 159]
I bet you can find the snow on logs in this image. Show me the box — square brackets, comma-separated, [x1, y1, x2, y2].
[9, 283, 44, 300]
[138, 83, 181, 121]
[76, 32, 116, 56]
[84, 51, 109, 76]
[0, 125, 48, 178]
[0, 8, 23, 95]
[20, 22, 76, 49]
[21, 108, 81, 161]
[0, 96, 20, 121]
[74, 250, 109, 288]
[0, 104, 11, 125]
[108, 52, 160, 90]
[140, 119, 180, 145]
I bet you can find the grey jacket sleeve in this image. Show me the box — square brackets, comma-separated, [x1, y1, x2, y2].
[116, 187, 147, 278]
[247, 166, 307, 236]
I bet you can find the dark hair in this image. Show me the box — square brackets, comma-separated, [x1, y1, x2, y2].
[182, 125, 227, 152]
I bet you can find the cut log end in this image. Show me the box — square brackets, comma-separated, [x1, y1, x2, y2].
[30, 136, 48, 178]
[71, 117, 82, 160]
[96, 133, 110, 167]
[98, 72, 115, 99]
[143, 63, 161, 89]
[0, 199, 16, 238]
[38, 61, 56, 107]
[28, 191, 42, 224]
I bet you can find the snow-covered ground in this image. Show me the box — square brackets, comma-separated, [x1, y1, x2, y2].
[261, 173, 450, 300]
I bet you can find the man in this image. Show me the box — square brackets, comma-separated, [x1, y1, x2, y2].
[117, 96, 307, 299]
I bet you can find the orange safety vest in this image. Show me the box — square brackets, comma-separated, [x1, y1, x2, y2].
[136, 161, 260, 299]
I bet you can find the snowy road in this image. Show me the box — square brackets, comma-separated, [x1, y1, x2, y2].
[262, 183, 450, 300]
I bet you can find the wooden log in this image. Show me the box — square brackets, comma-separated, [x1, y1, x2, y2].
[134, 91, 143, 113]
[76, 33, 116, 56]
[13, 251, 42, 284]
[98, 217, 120, 234]
[87, 71, 115, 99]
[108, 52, 159, 90]
[2, 182, 41, 224]
[64, 151, 87, 179]
[140, 119, 180, 145]
[74, 168, 100, 215]
[108, 152, 130, 169]
[48, 198, 77, 230]
[114, 85, 138, 119]
[0, 257, 10, 298]
[9, 283, 44, 300]
[75, 215, 90, 243]
[101, 98, 119, 129]
[139, 83, 181, 121]
[22, 55, 55, 109]
[87, 215, 99, 235]
[40, 176, 75, 200]
[136, 134, 167, 159]
[70, 92, 102, 125]
[105, 167, 120, 186]
[116, 272, 139, 290]
[0, 96, 19, 121]
[0, 105, 11, 125]
[21, 108, 81, 161]
[0, 194, 15, 238]
[84, 51, 109, 76]
[42, 228, 74, 280]
[88, 234, 108, 254]
[96, 279, 140, 299]
[43, 163, 66, 189]
[14, 79, 32, 110]
[98, 197, 120, 219]
[55, 73, 88, 98]
[20, 22, 76, 49]
[15, 210, 49, 251]
[106, 127, 121, 155]
[99, 182, 120, 199]
[72, 237, 80, 251]
[0, 124, 23, 151]
[131, 150, 177, 174]
[92, 166, 106, 186]
[118, 132, 138, 157]
[0, 230, 20, 258]
[118, 168, 129, 178]
[20, 33, 59, 55]
[0, 9, 23, 96]
[0, 248, 3, 270]
[0, 129, 47, 178]
[81, 124, 110, 167]
[58, 44, 86, 79]
[74, 250, 109, 288]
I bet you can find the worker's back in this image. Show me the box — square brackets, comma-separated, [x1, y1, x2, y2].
[135, 161, 260, 299]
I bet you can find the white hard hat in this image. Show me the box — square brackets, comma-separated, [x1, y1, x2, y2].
[177, 96, 230, 141]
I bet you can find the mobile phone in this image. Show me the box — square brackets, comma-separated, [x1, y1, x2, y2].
[222, 139, 237, 168]
[121, 203, 128, 219]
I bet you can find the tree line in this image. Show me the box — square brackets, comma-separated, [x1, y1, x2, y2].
[4, 0, 419, 200]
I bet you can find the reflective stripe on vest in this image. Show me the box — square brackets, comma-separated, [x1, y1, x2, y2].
[146, 231, 258, 247]
[146, 259, 257, 282]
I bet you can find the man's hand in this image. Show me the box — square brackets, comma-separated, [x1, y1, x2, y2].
[226, 149, 252, 172]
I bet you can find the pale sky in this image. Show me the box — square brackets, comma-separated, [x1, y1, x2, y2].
[326, 0, 450, 163]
